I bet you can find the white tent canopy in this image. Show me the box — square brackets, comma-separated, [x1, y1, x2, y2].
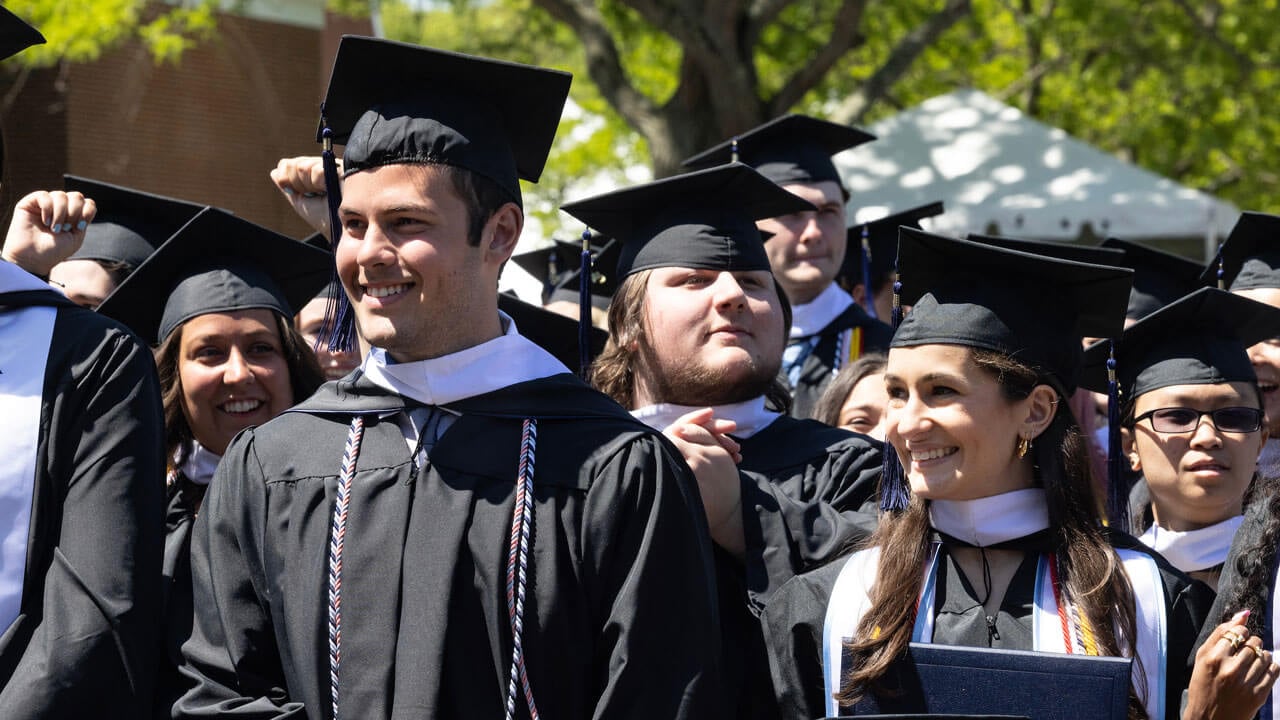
[836, 89, 1238, 257]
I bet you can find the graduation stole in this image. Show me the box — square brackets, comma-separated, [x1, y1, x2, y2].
[326, 415, 542, 720]
[823, 544, 1168, 719]
[832, 326, 863, 374]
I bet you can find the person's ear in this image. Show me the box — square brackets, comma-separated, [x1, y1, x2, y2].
[482, 203, 522, 264]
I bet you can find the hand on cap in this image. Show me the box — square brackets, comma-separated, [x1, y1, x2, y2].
[270, 156, 337, 238]
[1185, 610, 1279, 720]
[2, 190, 97, 278]
[663, 407, 745, 557]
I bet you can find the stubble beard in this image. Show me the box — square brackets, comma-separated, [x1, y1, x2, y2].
[635, 336, 780, 407]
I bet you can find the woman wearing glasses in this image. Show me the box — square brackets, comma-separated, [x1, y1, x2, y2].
[1087, 287, 1276, 592]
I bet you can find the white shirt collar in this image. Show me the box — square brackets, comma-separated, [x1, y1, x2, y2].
[929, 488, 1050, 547]
[360, 311, 570, 407]
[0, 262, 56, 294]
[789, 282, 854, 338]
[1139, 515, 1243, 573]
[631, 396, 780, 439]
[178, 442, 222, 486]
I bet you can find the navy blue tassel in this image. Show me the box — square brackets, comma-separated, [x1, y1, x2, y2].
[578, 229, 592, 377]
[859, 226, 877, 319]
[880, 275, 909, 513]
[1106, 342, 1128, 529]
[1214, 242, 1226, 290]
[319, 119, 357, 354]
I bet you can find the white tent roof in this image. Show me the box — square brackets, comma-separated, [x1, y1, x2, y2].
[836, 89, 1238, 248]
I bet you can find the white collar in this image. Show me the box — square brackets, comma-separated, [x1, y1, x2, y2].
[178, 442, 222, 486]
[361, 311, 570, 407]
[929, 488, 1050, 547]
[0, 262, 56, 294]
[1139, 515, 1243, 573]
[631, 396, 780, 439]
[789, 282, 854, 338]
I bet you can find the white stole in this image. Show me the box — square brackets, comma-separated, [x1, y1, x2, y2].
[631, 396, 781, 439]
[822, 544, 1167, 719]
[0, 303, 56, 632]
[1139, 516, 1242, 574]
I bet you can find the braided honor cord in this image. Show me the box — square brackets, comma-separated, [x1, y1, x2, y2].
[505, 419, 540, 720]
[327, 415, 366, 720]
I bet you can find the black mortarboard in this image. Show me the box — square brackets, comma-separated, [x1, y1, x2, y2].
[499, 293, 607, 370]
[893, 229, 1133, 394]
[681, 114, 874, 188]
[547, 236, 623, 310]
[511, 238, 584, 298]
[966, 233, 1125, 267]
[842, 202, 946, 293]
[559, 163, 815, 280]
[320, 35, 572, 207]
[1202, 212, 1280, 291]
[1100, 238, 1203, 320]
[0, 5, 44, 62]
[1079, 288, 1280, 400]
[62, 176, 204, 270]
[97, 208, 332, 344]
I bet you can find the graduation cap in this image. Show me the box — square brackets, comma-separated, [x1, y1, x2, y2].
[511, 238, 583, 300]
[62, 176, 204, 271]
[546, 236, 623, 311]
[319, 35, 571, 206]
[681, 114, 874, 188]
[315, 35, 572, 353]
[499, 292, 607, 370]
[880, 229, 1133, 514]
[1079, 287, 1280, 403]
[0, 5, 43, 63]
[1201, 212, 1280, 291]
[559, 162, 816, 281]
[1100, 238, 1203, 320]
[97, 207, 332, 344]
[966, 233, 1125, 267]
[841, 202, 945, 317]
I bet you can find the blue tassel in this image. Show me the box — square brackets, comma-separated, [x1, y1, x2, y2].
[880, 275, 909, 513]
[1106, 342, 1128, 529]
[319, 120, 356, 354]
[1214, 242, 1226, 290]
[578, 229, 592, 377]
[860, 226, 877, 320]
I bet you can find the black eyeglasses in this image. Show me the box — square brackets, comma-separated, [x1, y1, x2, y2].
[1132, 407, 1264, 434]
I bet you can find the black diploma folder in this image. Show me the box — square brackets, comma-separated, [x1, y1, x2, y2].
[841, 642, 1132, 719]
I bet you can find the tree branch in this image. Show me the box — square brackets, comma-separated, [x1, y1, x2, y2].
[531, 0, 665, 138]
[829, 0, 972, 125]
[768, 0, 869, 114]
[1168, 0, 1253, 75]
[748, 0, 797, 29]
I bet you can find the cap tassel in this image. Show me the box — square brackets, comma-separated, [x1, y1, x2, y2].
[1214, 243, 1225, 290]
[319, 118, 357, 354]
[577, 229, 592, 377]
[730, 137, 740, 164]
[879, 274, 909, 514]
[859, 226, 877, 319]
[1105, 342, 1128, 530]
[544, 251, 558, 304]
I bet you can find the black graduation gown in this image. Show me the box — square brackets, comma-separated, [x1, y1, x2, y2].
[761, 530, 1213, 720]
[787, 305, 894, 419]
[719, 417, 883, 720]
[0, 288, 165, 718]
[176, 371, 723, 720]
[156, 474, 207, 719]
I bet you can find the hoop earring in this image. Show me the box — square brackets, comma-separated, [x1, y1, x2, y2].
[1016, 435, 1031, 459]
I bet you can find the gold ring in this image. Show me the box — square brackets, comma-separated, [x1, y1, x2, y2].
[1222, 631, 1245, 651]
[1251, 645, 1266, 660]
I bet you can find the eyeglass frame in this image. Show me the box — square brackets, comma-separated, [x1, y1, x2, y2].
[1130, 406, 1264, 435]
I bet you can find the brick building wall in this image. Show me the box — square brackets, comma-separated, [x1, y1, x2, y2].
[0, 8, 372, 240]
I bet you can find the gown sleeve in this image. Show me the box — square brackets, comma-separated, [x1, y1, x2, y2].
[174, 430, 306, 719]
[759, 561, 845, 720]
[580, 433, 725, 720]
[0, 318, 165, 718]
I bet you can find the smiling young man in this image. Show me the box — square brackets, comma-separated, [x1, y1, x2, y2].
[175, 37, 722, 720]
[684, 115, 893, 418]
[567, 163, 884, 720]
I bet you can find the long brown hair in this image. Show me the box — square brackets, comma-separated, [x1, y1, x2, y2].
[155, 311, 324, 467]
[838, 347, 1144, 718]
